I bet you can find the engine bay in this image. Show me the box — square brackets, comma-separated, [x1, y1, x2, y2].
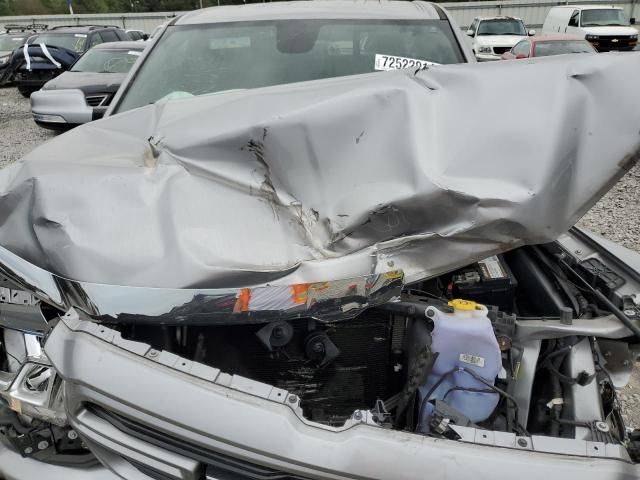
[115, 243, 637, 444]
[1, 239, 639, 464]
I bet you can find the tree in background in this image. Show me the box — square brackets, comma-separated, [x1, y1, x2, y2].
[0, 0, 13, 15]
[0, 0, 267, 14]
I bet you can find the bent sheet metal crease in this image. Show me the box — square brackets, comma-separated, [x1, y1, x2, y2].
[0, 53, 638, 321]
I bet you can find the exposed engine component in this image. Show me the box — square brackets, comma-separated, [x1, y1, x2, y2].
[2, 241, 634, 471]
[0, 401, 91, 466]
[580, 258, 626, 298]
[417, 300, 502, 432]
[304, 332, 340, 367]
[429, 399, 479, 438]
[255, 320, 294, 351]
[451, 255, 518, 312]
[124, 309, 405, 426]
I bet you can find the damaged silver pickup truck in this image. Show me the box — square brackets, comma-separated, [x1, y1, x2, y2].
[1, 1, 640, 479]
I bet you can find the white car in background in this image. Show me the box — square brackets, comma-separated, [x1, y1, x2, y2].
[467, 16, 534, 61]
[542, 5, 638, 51]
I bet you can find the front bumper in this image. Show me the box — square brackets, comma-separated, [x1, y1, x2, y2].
[588, 39, 637, 52]
[30, 89, 94, 129]
[16, 311, 636, 480]
[475, 52, 502, 61]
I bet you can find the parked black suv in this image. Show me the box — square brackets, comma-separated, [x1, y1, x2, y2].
[9, 25, 130, 96]
[0, 24, 47, 86]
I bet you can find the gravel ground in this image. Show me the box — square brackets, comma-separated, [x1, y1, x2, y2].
[0, 87, 55, 168]
[579, 164, 640, 253]
[1, 85, 640, 430]
[619, 369, 640, 429]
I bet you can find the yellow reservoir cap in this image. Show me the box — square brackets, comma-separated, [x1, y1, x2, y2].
[448, 299, 483, 311]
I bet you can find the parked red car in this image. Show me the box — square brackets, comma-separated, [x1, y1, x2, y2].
[501, 34, 596, 59]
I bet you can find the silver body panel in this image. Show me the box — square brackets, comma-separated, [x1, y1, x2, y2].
[3, 52, 640, 302]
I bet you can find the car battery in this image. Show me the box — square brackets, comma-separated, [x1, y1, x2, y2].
[451, 255, 517, 313]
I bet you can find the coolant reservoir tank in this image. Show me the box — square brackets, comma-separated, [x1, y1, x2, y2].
[417, 299, 502, 432]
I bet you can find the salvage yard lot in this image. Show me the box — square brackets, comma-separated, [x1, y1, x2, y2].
[0, 87, 54, 168]
[1, 85, 640, 428]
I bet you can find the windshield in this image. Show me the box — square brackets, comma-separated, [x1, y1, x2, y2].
[534, 40, 595, 57]
[477, 19, 527, 35]
[115, 19, 464, 113]
[581, 9, 629, 27]
[0, 35, 26, 52]
[30, 33, 87, 53]
[71, 48, 142, 73]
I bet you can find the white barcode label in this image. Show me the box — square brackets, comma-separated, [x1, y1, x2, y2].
[478, 255, 506, 279]
[374, 54, 437, 71]
[459, 353, 485, 368]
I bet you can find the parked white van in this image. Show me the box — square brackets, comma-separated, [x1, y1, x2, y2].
[542, 5, 638, 51]
[466, 16, 533, 61]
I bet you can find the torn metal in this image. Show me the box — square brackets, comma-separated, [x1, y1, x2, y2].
[0, 53, 638, 322]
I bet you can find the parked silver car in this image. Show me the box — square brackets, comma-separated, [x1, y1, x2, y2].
[0, 2, 640, 480]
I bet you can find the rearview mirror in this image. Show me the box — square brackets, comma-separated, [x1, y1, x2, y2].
[466, 29, 474, 37]
[277, 22, 320, 53]
[631, 17, 636, 25]
[528, 29, 536, 36]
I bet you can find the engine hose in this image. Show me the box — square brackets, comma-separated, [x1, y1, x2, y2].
[549, 353, 564, 436]
[560, 259, 640, 340]
[551, 408, 591, 428]
[416, 367, 529, 436]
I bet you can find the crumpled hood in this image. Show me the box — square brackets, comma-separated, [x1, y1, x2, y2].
[475, 35, 526, 47]
[0, 53, 639, 297]
[42, 71, 127, 94]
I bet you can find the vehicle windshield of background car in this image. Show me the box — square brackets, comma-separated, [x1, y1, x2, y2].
[70, 48, 142, 73]
[535, 40, 595, 56]
[477, 19, 527, 35]
[581, 9, 629, 27]
[0, 35, 26, 51]
[115, 19, 464, 113]
[30, 33, 87, 53]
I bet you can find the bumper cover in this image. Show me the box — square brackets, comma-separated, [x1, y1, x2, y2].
[35, 312, 640, 480]
[475, 52, 502, 61]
